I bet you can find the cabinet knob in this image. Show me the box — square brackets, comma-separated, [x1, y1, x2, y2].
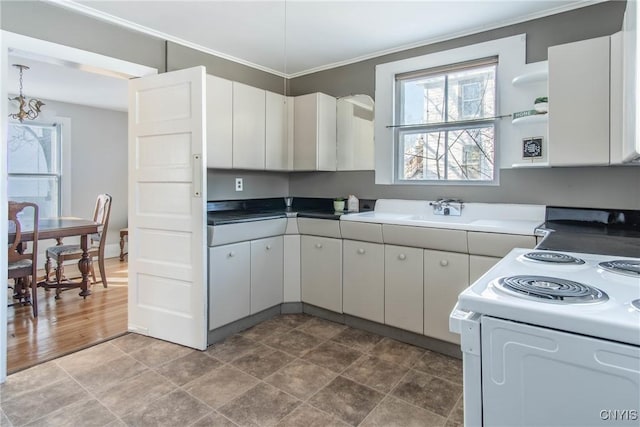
[440, 259, 449, 267]
[398, 254, 406, 261]
[315, 243, 323, 249]
[266, 245, 271, 250]
[357, 248, 365, 254]
[228, 251, 235, 258]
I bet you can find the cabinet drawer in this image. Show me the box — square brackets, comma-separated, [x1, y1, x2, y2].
[209, 218, 287, 246]
[467, 232, 535, 257]
[340, 221, 383, 243]
[297, 218, 341, 238]
[383, 224, 467, 252]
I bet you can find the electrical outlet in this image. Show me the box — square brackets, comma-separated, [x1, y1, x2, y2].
[235, 177, 243, 191]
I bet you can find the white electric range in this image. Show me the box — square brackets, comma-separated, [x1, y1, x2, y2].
[450, 248, 640, 427]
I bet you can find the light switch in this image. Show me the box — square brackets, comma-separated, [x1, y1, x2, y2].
[235, 177, 243, 191]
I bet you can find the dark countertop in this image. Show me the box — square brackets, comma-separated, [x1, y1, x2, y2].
[207, 197, 372, 225]
[536, 212, 640, 258]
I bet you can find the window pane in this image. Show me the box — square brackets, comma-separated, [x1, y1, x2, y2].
[401, 131, 446, 180]
[400, 75, 445, 125]
[446, 126, 495, 181]
[8, 175, 59, 218]
[447, 65, 496, 121]
[7, 123, 59, 174]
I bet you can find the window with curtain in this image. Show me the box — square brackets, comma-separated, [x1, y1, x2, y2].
[395, 57, 497, 182]
[7, 122, 62, 218]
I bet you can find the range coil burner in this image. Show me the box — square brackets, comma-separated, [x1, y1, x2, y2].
[598, 260, 640, 277]
[631, 300, 640, 312]
[523, 251, 585, 265]
[495, 275, 608, 304]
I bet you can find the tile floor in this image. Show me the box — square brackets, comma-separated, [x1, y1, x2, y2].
[0, 314, 464, 427]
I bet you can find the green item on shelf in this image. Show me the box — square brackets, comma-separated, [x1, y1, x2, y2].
[534, 96, 548, 104]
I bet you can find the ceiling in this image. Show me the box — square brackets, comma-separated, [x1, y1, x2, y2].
[8, 0, 601, 113]
[58, 0, 600, 78]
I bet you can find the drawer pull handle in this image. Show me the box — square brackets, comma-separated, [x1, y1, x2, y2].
[398, 254, 406, 261]
[357, 248, 365, 254]
[228, 251, 235, 258]
[315, 243, 323, 249]
[266, 245, 272, 250]
[440, 259, 449, 267]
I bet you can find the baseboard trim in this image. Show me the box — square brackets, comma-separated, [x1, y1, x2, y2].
[207, 305, 281, 345]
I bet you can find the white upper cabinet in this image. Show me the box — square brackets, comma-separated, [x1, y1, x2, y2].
[233, 82, 266, 169]
[337, 95, 375, 171]
[548, 36, 611, 166]
[206, 75, 233, 169]
[265, 92, 290, 170]
[294, 93, 337, 171]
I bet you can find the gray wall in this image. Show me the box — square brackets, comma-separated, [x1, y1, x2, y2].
[288, 1, 640, 210]
[207, 170, 289, 200]
[289, 168, 640, 210]
[37, 99, 128, 250]
[289, 1, 627, 98]
[0, 0, 165, 71]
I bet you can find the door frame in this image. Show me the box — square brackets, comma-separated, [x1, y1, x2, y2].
[1, 30, 157, 383]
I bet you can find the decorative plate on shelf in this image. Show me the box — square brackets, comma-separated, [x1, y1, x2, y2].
[523, 137, 543, 159]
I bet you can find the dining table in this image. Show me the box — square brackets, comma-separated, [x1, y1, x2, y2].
[9, 217, 100, 298]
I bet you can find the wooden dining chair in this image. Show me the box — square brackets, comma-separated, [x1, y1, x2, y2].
[8, 201, 39, 317]
[44, 194, 112, 290]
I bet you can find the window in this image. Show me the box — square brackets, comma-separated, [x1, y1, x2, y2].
[396, 58, 497, 182]
[7, 122, 62, 218]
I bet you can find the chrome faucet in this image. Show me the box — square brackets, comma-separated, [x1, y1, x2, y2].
[429, 198, 464, 216]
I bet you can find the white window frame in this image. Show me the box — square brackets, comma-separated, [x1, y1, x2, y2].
[374, 34, 527, 185]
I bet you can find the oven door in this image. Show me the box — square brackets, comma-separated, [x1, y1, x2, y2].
[481, 316, 640, 427]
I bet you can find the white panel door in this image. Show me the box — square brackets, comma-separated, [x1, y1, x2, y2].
[128, 66, 207, 350]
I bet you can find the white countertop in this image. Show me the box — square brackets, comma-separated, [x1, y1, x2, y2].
[341, 200, 545, 235]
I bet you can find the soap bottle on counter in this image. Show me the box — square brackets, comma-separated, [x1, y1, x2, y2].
[347, 195, 359, 212]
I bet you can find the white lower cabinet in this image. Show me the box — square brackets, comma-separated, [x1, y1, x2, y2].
[424, 250, 469, 344]
[250, 236, 283, 314]
[342, 240, 384, 323]
[283, 235, 301, 302]
[301, 235, 342, 312]
[209, 242, 250, 330]
[384, 245, 423, 334]
[469, 255, 501, 284]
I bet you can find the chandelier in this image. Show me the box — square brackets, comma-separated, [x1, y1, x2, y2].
[8, 64, 45, 122]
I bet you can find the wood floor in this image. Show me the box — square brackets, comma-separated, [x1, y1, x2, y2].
[6, 257, 128, 374]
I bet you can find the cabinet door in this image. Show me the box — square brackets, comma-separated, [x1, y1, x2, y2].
[265, 91, 289, 170]
[293, 94, 319, 171]
[469, 255, 500, 284]
[424, 250, 469, 344]
[548, 36, 610, 166]
[384, 245, 423, 334]
[316, 93, 337, 171]
[233, 82, 265, 169]
[206, 74, 233, 168]
[343, 240, 384, 323]
[283, 234, 301, 302]
[250, 236, 283, 314]
[209, 242, 250, 330]
[301, 235, 342, 313]
[293, 93, 336, 171]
